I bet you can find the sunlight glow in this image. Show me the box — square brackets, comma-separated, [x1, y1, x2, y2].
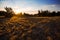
[14, 9, 21, 14]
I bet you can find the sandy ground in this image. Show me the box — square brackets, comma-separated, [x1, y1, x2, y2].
[0, 16, 60, 40]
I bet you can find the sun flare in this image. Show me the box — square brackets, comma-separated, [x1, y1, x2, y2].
[13, 9, 21, 14]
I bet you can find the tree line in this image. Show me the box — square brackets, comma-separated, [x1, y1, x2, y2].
[23, 10, 60, 17]
[0, 7, 15, 18]
[0, 7, 60, 18]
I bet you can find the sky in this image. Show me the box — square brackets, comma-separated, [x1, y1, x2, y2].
[0, 0, 60, 14]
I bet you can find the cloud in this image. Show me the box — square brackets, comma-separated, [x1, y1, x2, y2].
[34, 4, 60, 11]
[23, 4, 60, 14]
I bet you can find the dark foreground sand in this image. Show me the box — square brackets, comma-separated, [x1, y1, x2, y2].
[0, 16, 60, 40]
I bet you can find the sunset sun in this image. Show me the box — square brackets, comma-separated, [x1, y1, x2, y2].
[13, 9, 21, 14]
